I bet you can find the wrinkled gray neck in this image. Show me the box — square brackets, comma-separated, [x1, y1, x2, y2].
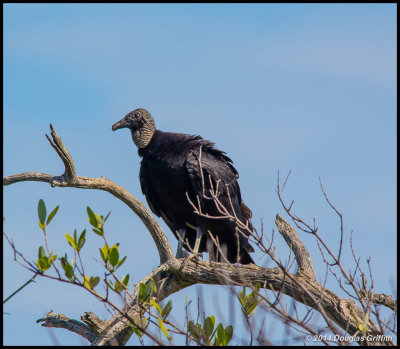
[131, 120, 155, 148]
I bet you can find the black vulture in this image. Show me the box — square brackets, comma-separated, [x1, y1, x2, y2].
[112, 108, 255, 264]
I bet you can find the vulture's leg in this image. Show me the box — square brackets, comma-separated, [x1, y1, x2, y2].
[207, 238, 216, 262]
[182, 226, 203, 261]
[176, 229, 189, 258]
[193, 226, 203, 254]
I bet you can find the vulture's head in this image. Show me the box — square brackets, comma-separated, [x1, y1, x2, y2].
[112, 108, 156, 148]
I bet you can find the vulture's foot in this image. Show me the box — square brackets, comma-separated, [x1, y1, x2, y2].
[176, 249, 190, 259]
[187, 252, 203, 262]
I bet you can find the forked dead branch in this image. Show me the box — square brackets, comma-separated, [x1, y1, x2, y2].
[3, 125, 396, 346]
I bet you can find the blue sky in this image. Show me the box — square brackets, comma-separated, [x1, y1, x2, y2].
[3, 3, 396, 345]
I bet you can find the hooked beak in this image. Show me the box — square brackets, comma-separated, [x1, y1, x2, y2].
[112, 117, 129, 131]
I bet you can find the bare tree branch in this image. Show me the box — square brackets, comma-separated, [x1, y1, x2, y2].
[45, 124, 76, 180]
[275, 213, 315, 279]
[37, 310, 98, 343]
[3, 125, 174, 265]
[3, 125, 396, 346]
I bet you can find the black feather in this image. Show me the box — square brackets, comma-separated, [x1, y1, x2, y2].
[138, 131, 255, 264]
[113, 110, 255, 265]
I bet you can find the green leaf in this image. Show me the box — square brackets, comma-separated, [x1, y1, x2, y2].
[131, 316, 147, 338]
[237, 286, 260, 318]
[37, 256, 51, 272]
[246, 300, 259, 315]
[158, 317, 169, 339]
[96, 214, 104, 228]
[139, 282, 153, 302]
[216, 323, 225, 344]
[224, 325, 233, 345]
[105, 279, 114, 291]
[92, 228, 103, 236]
[77, 229, 86, 251]
[238, 287, 247, 307]
[204, 316, 215, 339]
[153, 282, 157, 293]
[87, 206, 98, 227]
[37, 258, 45, 271]
[358, 312, 369, 333]
[161, 300, 173, 320]
[188, 321, 200, 340]
[358, 324, 367, 333]
[150, 299, 162, 315]
[139, 283, 149, 301]
[104, 211, 112, 222]
[60, 256, 74, 279]
[38, 221, 46, 231]
[149, 278, 157, 293]
[190, 322, 203, 342]
[108, 245, 119, 267]
[100, 244, 109, 263]
[115, 255, 127, 270]
[84, 275, 94, 289]
[38, 199, 47, 226]
[46, 205, 59, 225]
[65, 233, 76, 249]
[246, 290, 260, 316]
[38, 246, 46, 259]
[122, 274, 130, 286]
[89, 276, 100, 289]
[114, 281, 124, 293]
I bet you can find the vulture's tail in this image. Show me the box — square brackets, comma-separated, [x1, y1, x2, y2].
[239, 248, 255, 265]
[240, 201, 254, 232]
